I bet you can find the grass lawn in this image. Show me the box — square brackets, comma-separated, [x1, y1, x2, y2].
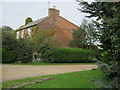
[2, 69, 108, 88]
[2, 62, 96, 65]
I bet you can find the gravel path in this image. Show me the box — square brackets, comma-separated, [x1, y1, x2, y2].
[1, 65, 98, 82]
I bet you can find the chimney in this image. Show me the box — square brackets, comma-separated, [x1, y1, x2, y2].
[48, 7, 60, 17]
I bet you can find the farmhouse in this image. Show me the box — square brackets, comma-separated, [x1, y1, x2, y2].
[16, 7, 79, 47]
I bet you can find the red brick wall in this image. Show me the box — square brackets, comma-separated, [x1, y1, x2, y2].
[18, 29, 28, 38]
[24, 29, 28, 37]
[56, 16, 78, 31]
[36, 15, 79, 47]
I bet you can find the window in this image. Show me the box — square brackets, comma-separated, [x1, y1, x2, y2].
[21, 30, 24, 38]
[28, 28, 31, 36]
[16, 31, 19, 39]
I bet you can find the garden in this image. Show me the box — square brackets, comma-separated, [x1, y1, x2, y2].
[1, 1, 120, 89]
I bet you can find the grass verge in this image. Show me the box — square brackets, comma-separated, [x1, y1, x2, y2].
[2, 69, 108, 88]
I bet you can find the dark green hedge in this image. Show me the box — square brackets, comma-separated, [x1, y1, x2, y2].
[53, 48, 96, 63]
[2, 48, 13, 63]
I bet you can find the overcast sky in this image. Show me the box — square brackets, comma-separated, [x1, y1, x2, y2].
[0, 0, 94, 29]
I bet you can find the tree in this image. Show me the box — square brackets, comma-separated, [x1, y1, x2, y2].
[31, 27, 56, 63]
[69, 28, 87, 48]
[25, 17, 33, 25]
[1, 25, 34, 63]
[13, 38, 34, 63]
[2, 26, 16, 51]
[80, 19, 100, 49]
[1, 25, 13, 32]
[1, 26, 16, 62]
[31, 27, 56, 52]
[78, 1, 120, 88]
[69, 19, 99, 49]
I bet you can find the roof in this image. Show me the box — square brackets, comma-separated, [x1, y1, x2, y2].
[17, 16, 49, 31]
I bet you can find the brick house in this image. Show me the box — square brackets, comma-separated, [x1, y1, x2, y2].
[16, 7, 79, 47]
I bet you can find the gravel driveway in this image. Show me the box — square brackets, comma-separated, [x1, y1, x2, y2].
[1, 65, 98, 82]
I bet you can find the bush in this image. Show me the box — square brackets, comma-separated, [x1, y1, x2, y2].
[2, 48, 13, 63]
[53, 48, 96, 63]
[1, 26, 34, 63]
[13, 38, 34, 63]
[39, 43, 55, 63]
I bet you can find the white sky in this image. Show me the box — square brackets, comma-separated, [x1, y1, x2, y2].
[0, 0, 94, 29]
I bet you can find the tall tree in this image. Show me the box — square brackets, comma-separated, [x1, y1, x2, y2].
[78, 1, 120, 88]
[81, 19, 100, 48]
[69, 19, 99, 49]
[1, 26, 16, 62]
[69, 27, 87, 48]
[2, 26, 16, 51]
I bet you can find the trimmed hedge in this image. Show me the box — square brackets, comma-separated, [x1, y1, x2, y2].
[53, 48, 96, 63]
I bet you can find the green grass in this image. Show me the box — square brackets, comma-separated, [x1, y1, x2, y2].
[2, 62, 96, 65]
[2, 69, 108, 88]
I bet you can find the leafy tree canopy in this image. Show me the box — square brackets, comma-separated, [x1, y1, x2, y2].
[77, 1, 120, 88]
[25, 17, 33, 25]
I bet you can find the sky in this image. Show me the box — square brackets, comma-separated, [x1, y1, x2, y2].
[0, 0, 94, 29]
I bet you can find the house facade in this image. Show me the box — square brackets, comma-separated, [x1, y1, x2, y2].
[16, 7, 79, 47]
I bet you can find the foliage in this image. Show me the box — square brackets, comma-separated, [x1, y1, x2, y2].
[1, 25, 57, 63]
[13, 38, 34, 63]
[69, 19, 99, 50]
[80, 19, 100, 48]
[1, 25, 34, 63]
[1, 25, 13, 33]
[25, 17, 33, 25]
[0, 48, 1, 63]
[31, 27, 58, 63]
[53, 48, 96, 63]
[1, 26, 16, 62]
[78, 1, 120, 88]
[2, 26, 16, 51]
[69, 28, 87, 48]
[31, 27, 56, 52]
[38, 43, 55, 63]
[2, 48, 13, 63]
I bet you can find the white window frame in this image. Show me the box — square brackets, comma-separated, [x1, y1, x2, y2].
[16, 31, 19, 39]
[28, 28, 31, 37]
[21, 30, 24, 38]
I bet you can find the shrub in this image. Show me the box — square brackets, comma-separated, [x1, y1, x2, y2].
[53, 48, 96, 63]
[2, 48, 13, 63]
[13, 38, 34, 63]
[39, 43, 55, 63]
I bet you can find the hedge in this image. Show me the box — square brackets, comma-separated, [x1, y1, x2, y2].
[53, 48, 96, 63]
[2, 48, 13, 63]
